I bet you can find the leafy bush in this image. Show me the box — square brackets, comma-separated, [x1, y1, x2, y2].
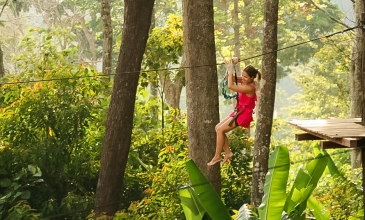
[0, 165, 43, 219]
[221, 127, 253, 211]
[116, 107, 189, 219]
[314, 163, 363, 219]
[0, 27, 111, 219]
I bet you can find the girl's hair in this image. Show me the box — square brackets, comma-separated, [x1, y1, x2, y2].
[243, 64, 261, 82]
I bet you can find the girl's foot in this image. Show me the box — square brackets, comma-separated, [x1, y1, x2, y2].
[207, 157, 222, 166]
[223, 152, 233, 163]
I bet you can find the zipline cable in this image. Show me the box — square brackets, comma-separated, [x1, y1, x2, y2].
[0, 25, 360, 87]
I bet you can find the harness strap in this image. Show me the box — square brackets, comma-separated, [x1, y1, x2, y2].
[228, 106, 245, 127]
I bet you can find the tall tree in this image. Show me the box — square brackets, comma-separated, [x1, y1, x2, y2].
[94, 0, 155, 217]
[0, 43, 4, 77]
[350, 0, 364, 168]
[101, 0, 113, 78]
[183, 0, 221, 191]
[233, 0, 241, 58]
[0, 6, 3, 77]
[251, 0, 279, 206]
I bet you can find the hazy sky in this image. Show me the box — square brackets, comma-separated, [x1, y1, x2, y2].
[332, 0, 355, 26]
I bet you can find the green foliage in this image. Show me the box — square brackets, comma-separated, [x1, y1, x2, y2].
[235, 146, 329, 220]
[314, 161, 363, 219]
[0, 1, 358, 219]
[278, 0, 345, 67]
[132, 92, 188, 166]
[0, 64, 109, 194]
[213, 0, 263, 76]
[284, 151, 328, 218]
[0, 27, 110, 218]
[180, 160, 231, 220]
[109, 94, 190, 219]
[142, 14, 184, 88]
[116, 139, 189, 219]
[221, 127, 253, 210]
[213, 0, 343, 80]
[41, 192, 94, 220]
[287, 33, 351, 119]
[258, 146, 289, 219]
[0, 165, 43, 219]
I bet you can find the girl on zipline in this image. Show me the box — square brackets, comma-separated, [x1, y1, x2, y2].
[207, 59, 261, 166]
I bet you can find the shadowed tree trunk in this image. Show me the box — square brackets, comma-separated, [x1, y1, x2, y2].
[94, 0, 155, 217]
[251, 0, 279, 206]
[101, 0, 113, 78]
[149, 8, 159, 97]
[183, 0, 221, 192]
[350, 0, 364, 169]
[233, 0, 241, 58]
[161, 72, 184, 109]
[79, 17, 97, 63]
[0, 44, 4, 77]
[160, 53, 186, 109]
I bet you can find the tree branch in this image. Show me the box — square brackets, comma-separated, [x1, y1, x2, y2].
[308, 0, 350, 28]
[0, 0, 9, 18]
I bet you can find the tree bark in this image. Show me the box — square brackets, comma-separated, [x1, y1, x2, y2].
[0, 44, 4, 77]
[79, 17, 97, 63]
[160, 53, 186, 109]
[233, 0, 241, 58]
[101, 0, 113, 78]
[94, 0, 155, 217]
[350, 0, 364, 169]
[243, 0, 255, 46]
[160, 71, 184, 109]
[251, 0, 278, 206]
[183, 0, 221, 192]
[149, 8, 159, 97]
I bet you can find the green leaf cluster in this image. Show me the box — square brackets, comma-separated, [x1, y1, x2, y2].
[234, 146, 329, 220]
[180, 159, 231, 220]
[0, 165, 43, 220]
[0, 27, 111, 218]
[142, 14, 184, 88]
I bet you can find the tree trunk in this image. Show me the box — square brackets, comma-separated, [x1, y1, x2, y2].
[94, 0, 155, 217]
[161, 71, 184, 109]
[233, 0, 241, 58]
[183, 0, 221, 192]
[101, 0, 113, 78]
[160, 53, 186, 109]
[251, 0, 278, 206]
[149, 8, 159, 97]
[79, 17, 97, 63]
[0, 44, 4, 77]
[243, 0, 254, 44]
[350, 0, 364, 169]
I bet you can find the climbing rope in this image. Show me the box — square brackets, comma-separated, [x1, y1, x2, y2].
[221, 77, 237, 99]
[221, 57, 240, 100]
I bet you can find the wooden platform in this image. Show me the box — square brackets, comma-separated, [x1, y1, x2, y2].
[288, 118, 365, 149]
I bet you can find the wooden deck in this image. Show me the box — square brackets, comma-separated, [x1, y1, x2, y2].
[288, 118, 365, 149]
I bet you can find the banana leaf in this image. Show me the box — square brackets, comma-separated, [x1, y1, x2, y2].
[179, 186, 206, 220]
[180, 159, 231, 220]
[314, 147, 339, 176]
[283, 153, 328, 216]
[235, 204, 258, 220]
[307, 195, 330, 220]
[258, 146, 290, 220]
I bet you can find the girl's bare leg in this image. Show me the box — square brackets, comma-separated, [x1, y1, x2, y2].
[219, 117, 234, 160]
[207, 116, 236, 166]
[222, 134, 233, 163]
